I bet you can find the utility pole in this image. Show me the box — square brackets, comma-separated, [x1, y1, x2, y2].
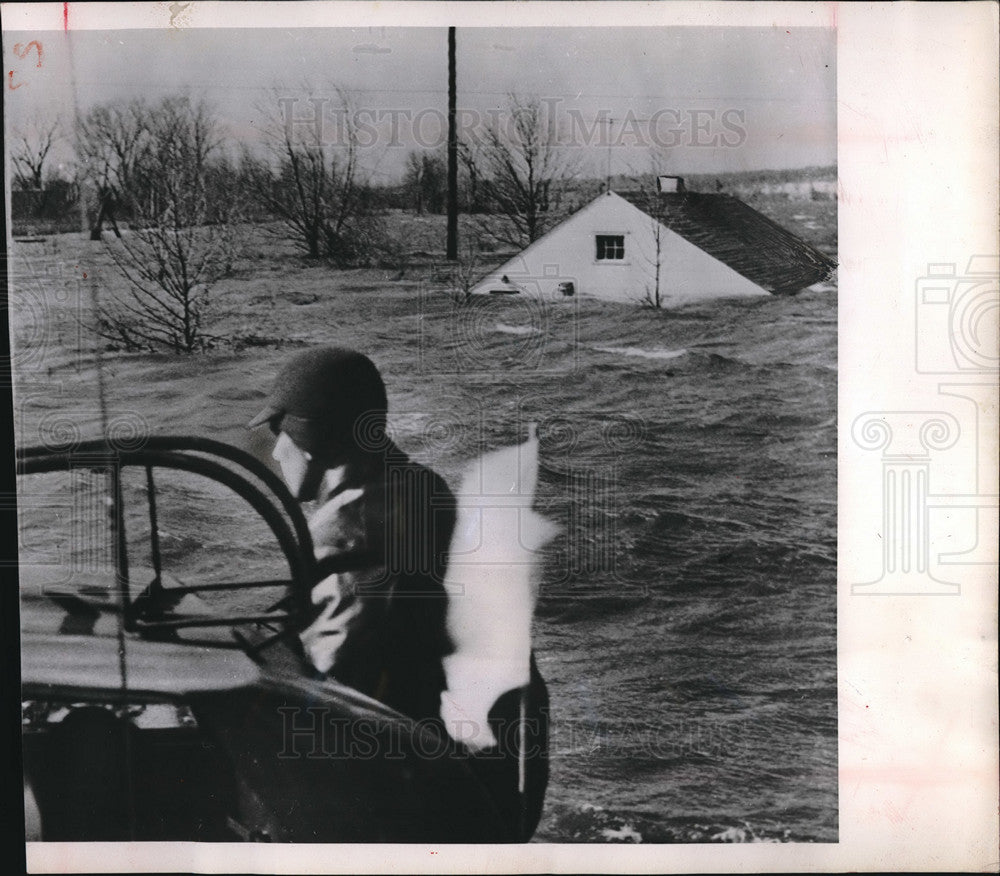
[446, 26, 458, 260]
[604, 116, 614, 192]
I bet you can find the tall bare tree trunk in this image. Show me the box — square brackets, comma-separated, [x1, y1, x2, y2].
[446, 27, 458, 260]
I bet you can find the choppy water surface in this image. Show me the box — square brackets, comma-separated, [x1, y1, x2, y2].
[474, 290, 838, 843]
[13, 237, 837, 843]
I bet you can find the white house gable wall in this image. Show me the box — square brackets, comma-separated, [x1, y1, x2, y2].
[470, 194, 638, 301]
[471, 191, 768, 303]
[650, 223, 768, 303]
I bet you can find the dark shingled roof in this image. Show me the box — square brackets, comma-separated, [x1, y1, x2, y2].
[617, 190, 836, 295]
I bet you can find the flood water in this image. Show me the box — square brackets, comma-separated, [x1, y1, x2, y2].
[13, 235, 837, 843]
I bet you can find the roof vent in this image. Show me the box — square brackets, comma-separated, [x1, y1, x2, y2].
[656, 175, 686, 193]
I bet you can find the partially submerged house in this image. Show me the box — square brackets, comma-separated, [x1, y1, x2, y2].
[470, 176, 835, 304]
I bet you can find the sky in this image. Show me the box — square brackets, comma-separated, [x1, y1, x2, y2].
[4, 25, 836, 182]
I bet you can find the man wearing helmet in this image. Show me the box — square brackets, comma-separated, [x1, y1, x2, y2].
[251, 346, 550, 839]
[249, 346, 456, 724]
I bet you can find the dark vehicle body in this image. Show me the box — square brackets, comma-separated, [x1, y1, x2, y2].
[19, 437, 548, 843]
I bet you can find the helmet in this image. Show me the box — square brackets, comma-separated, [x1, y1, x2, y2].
[248, 347, 388, 462]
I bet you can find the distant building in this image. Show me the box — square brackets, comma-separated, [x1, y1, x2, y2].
[470, 178, 835, 304]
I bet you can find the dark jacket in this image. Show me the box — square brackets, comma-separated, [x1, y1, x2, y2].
[298, 441, 549, 839]
[300, 443, 456, 725]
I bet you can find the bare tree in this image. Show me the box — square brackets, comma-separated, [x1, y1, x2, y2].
[447, 238, 484, 303]
[10, 115, 62, 190]
[76, 100, 149, 239]
[635, 151, 677, 308]
[640, 218, 665, 309]
[405, 151, 427, 214]
[250, 84, 378, 263]
[129, 95, 221, 220]
[457, 139, 485, 213]
[405, 149, 446, 215]
[470, 95, 579, 248]
[96, 96, 238, 353]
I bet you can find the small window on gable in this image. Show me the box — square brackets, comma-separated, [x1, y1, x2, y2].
[596, 235, 625, 261]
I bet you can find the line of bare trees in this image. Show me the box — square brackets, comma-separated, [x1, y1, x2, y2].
[69, 87, 392, 350]
[11, 89, 589, 350]
[10, 114, 62, 191]
[404, 95, 585, 247]
[14, 90, 586, 250]
[237, 85, 387, 264]
[467, 95, 581, 248]
[9, 115, 83, 227]
[75, 95, 240, 351]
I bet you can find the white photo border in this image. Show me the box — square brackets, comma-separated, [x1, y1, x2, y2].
[5, 1, 998, 872]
